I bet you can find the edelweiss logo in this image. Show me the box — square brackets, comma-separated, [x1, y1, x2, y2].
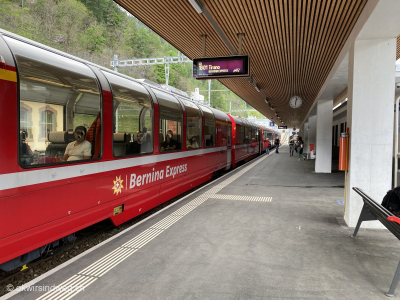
[112, 176, 124, 195]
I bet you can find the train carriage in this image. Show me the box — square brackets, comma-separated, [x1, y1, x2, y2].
[0, 30, 242, 271]
[228, 115, 260, 168]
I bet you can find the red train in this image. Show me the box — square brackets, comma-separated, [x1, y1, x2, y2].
[0, 30, 272, 271]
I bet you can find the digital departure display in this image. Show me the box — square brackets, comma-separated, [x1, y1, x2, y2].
[193, 55, 250, 79]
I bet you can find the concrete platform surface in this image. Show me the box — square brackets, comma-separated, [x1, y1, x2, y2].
[3, 146, 400, 300]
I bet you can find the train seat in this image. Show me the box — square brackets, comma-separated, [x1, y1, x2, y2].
[126, 132, 142, 155]
[45, 131, 72, 158]
[159, 132, 164, 150]
[113, 133, 129, 156]
[205, 135, 213, 146]
[174, 134, 181, 149]
[86, 112, 101, 159]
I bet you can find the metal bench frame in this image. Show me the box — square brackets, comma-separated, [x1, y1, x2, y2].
[352, 187, 400, 297]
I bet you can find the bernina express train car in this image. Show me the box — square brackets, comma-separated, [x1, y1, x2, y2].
[0, 30, 243, 271]
[228, 115, 260, 168]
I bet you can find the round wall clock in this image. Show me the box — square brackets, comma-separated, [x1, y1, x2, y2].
[289, 95, 302, 108]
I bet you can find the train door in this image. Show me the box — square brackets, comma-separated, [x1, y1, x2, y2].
[226, 125, 231, 170]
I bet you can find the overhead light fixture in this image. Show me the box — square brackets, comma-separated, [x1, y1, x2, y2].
[265, 98, 268, 104]
[332, 98, 348, 110]
[254, 83, 260, 93]
[24, 76, 72, 88]
[188, 0, 203, 14]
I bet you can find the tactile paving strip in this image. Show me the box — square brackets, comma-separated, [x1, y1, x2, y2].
[210, 194, 272, 202]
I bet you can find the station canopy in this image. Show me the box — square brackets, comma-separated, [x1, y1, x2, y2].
[115, 0, 371, 127]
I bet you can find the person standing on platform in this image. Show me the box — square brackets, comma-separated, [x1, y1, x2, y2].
[289, 137, 295, 157]
[275, 136, 280, 153]
[297, 137, 306, 161]
[264, 138, 270, 155]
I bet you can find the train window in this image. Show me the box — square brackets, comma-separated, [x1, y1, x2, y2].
[20, 103, 33, 141]
[251, 127, 257, 141]
[181, 98, 202, 149]
[153, 89, 183, 152]
[7, 37, 102, 167]
[103, 72, 153, 157]
[244, 125, 250, 143]
[227, 126, 231, 146]
[199, 105, 215, 147]
[240, 125, 245, 144]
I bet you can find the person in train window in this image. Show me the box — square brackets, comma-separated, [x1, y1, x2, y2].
[62, 126, 92, 161]
[191, 136, 199, 148]
[160, 130, 177, 152]
[127, 131, 143, 154]
[20, 131, 34, 165]
[20, 131, 33, 156]
[187, 136, 199, 149]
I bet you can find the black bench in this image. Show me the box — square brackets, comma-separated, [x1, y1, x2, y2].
[352, 187, 400, 297]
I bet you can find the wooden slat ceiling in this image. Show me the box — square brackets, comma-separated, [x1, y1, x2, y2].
[115, 0, 368, 127]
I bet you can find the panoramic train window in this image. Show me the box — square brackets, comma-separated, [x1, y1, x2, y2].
[244, 125, 250, 143]
[252, 127, 257, 141]
[6, 37, 102, 167]
[153, 89, 183, 152]
[240, 124, 245, 144]
[227, 126, 231, 146]
[104, 72, 153, 157]
[181, 98, 202, 149]
[199, 105, 215, 147]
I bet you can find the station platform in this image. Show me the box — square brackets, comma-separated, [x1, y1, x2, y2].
[4, 146, 400, 300]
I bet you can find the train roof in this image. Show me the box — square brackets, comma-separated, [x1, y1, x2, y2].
[208, 107, 231, 123]
[0, 29, 230, 121]
[228, 115, 261, 129]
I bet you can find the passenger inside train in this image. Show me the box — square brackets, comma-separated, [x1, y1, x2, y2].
[126, 131, 143, 154]
[160, 130, 178, 151]
[20, 131, 34, 165]
[62, 126, 92, 161]
[186, 135, 199, 149]
[20, 131, 33, 155]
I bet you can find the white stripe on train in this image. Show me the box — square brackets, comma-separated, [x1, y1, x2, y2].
[0, 147, 227, 191]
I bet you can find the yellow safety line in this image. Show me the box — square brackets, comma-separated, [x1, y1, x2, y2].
[216, 120, 230, 126]
[0, 69, 17, 82]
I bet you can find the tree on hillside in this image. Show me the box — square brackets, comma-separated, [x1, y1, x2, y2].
[81, 24, 106, 54]
[56, 0, 90, 52]
[28, 0, 58, 43]
[0, 0, 35, 38]
[78, 0, 108, 22]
